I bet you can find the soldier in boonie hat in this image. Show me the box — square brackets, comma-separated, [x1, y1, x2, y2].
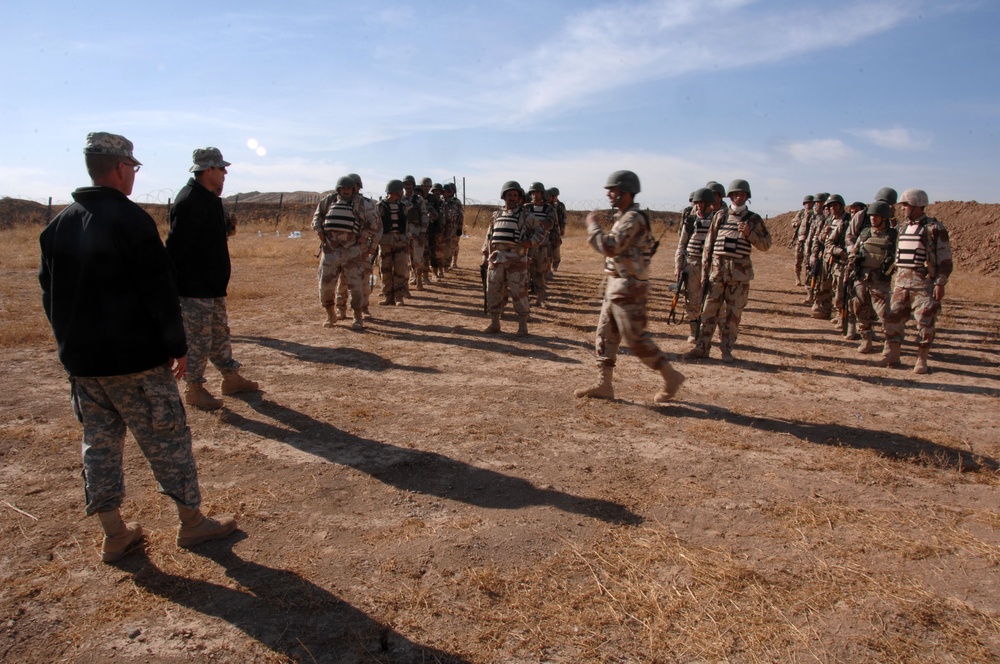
[189, 147, 231, 173]
[84, 131, 142, 165]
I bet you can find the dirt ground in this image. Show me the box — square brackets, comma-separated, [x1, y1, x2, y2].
[2, 209, 999, 663]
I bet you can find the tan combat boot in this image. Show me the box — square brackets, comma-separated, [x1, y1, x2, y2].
[484, 314, 501, 334]
[378, 295, 394, 306]
[857, 332, 874, 354]
[323, 306, 337, 328]
[574, 366, 614, 399]
[515, 315, 529, 337]
[351, 310, 364, 331]
[720, 344, 735, 363]
[653, 362, 685, 403]
[221, 372, 259, 395]
[687, 322, 699, 344]
[98, 508, 143, 563]
[913, 344, 930, 374]
[185, 383, 223, 410]
[683, 340, 708, 360]
[176, 506, 238, 548]
[415, 272, 425, 291]
[876, 341, 901, 368]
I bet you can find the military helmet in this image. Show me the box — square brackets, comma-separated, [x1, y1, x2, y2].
[849, 201, 866, 211]
[432, 182, 443, 192]
[500, 180, 524, 199]
[825, 193, 845, 207]
[726, 179, 751, 198]
[528, 181, 546, 193]
[875, 187, 899, 205]
[691, 187, 714, 204]
[899, 189, 929, 207]
[688, 190, 696, 203]
[402, 175, 416, 185]
[814, 192, 830, 202]
[604, 170, 641, 194]
[706, 181, 726, 198]
[548, 187, 560, 197]
[867, 201, 893, 219]
[802, 194, 814, 204]
[348, 173, 363, 188]
[336, 175, 356, 190]
[442, 182, 455, 193]
[420, 177, 433, 187]
[385, 179, 404, 195]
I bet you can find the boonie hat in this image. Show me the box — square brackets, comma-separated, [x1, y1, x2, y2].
[189, 147, 231, 173]
[84, 132, 141, 165]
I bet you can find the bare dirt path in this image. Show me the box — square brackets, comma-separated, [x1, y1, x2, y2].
[2, 221, 999, 662]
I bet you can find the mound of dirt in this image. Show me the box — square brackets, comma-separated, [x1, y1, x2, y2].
[0, 197, 52, 229]
[766, 201, 1000, 275]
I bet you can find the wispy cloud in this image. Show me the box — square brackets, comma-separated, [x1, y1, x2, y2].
[774, 139, 857, 163]
[849, 126, 932, 150]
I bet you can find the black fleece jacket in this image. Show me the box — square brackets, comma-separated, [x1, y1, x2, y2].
[165, 178, 231, 298]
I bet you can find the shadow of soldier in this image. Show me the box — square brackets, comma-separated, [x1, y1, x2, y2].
[119, 534, 469, 663]
[222, 397, 642, 526]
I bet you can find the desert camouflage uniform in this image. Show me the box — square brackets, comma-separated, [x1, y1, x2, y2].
[587, 204, 672, 371]
[377, 198, 410, 305]
[812, 211, 851, 320]
[884, 215, 953, 347]
[551, 199, 567, 272]
[851, 225, 897, 344]
[482, 204, 543, 317]
[691, 205, 771, 355]
[792, 207, 815, 284]
[439, 196, 463, 273]
[75, 364, 201, 514]
[335, 194, 381, 315]
[312, 193, 371, 316]
[402, 192, 430, 286]
[525, 202, 558, 305]
[804, 206, 829, 303]
[673, 209, 713, 336]
[179, 297, 241, 384]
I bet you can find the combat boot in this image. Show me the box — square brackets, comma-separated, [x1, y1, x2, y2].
[176, 506, 237, 548]
[574, 366, 614, 399]
[515, 315, 529, 337]
[913, 344, 931, 375]
[336, 307, 347, 322]
[876, 341, 901, 368]
[323, 306, 337, 328]
[415, 272, 425, 291]
[857, 332, 874, 354]
[484, 314, 501, 334]
[98, 508, 143, 563]
[378, 296, 394, 306]
[351, 310, 364, 331]
[683, 340, 708, 360]
[221, 372, 259, 395]
[653, 362, 685, 403]
[687, 322, 699, 344]
[845, 320, 859, 340]
[185, 383, 223, 411]
[720, 345, 735, 363]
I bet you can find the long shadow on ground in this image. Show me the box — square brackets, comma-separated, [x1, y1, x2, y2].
[224, 397, 642, 525]
[649, 401, 998, 472]
[120, 534, 468, 663]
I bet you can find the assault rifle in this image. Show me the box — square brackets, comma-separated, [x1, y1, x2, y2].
[838, 259, 856, 336]
[667, 270, 688, 325]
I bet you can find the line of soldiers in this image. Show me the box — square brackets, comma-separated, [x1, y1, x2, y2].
[672, 179, 773, 362]
[311, 174, 465, 329]
[790, 187, 953, 373]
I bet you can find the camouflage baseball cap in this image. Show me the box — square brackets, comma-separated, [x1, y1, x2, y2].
[83, 132, 142, 165]
[189, 147, 231, 173]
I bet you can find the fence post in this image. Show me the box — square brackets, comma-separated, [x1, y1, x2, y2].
[275, 193, 284, 231]
[47, 197, 52, 222]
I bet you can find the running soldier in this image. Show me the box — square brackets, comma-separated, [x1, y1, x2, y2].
[524, 182, 558, 307]
[481, 181, 544, 336]
[673, 187, 715, 343]
[377, 179, 410, 306]
[851, 201, 897, 354]
[684, 179, 772, 362]
[439, 183, 464, 273]
[575, 170, 684, 402]
[39, 132, 236, 562]
[879, 189, 953, 373]
[401, 176, 430, 292]
[791, 194, 815, 286]
[312, 176, 372, 330]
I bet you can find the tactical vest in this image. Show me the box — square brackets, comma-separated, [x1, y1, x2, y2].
[490, 209, 522, 246]
[796, 210, 813, 240]
[685, 215, 713, 260]
[525, 204, 552, 236]
[896, 221, 928, 269]
[713, 210, 754, 259]
[441, 199, 461, 226]
[382, 202, 406, 234]
[322, 200, 359, 234]
[859, 229, 894, 270]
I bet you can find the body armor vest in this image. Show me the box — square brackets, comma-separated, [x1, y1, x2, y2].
[713, 210, 753, 259]
[859, 229, 893, 270]
[686, 215, 713, 260]
[525, 204, 552, 237]
[490, 209, 522, 246]
[896, 221, 928, 269]
[322, 200, 359, 234]
[382, 202, 406, 234]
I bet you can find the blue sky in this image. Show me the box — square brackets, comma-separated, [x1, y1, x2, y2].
[2, 0, 997, 214]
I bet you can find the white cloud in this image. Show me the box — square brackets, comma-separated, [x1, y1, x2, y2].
[850, 126, 932, 150]
[774, 139, 857, 164]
